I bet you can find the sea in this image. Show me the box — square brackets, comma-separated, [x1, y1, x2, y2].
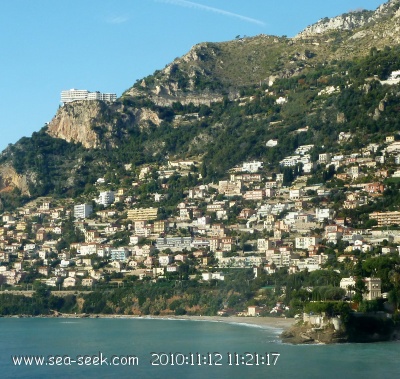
[0, 317, 399, 379]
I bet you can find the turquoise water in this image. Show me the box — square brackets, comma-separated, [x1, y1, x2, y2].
[0, 318, 399, 379]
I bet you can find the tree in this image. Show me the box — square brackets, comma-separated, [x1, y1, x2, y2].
[353, 278, 368, 304]
[200, 161, 207, 180]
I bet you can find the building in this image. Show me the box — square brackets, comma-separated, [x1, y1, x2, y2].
[369, 211, 400, 227]
[110, 248, 129, 261]
[218, 180, 242, 197]
[316, 208, 334, 222]
[364, 278, 382, 301]
[289, 189, 303, 200]
[340, 277, 381, 300]
[156, 237, 192, 252]
[159, 255, 174, 266]
[243, 190, 265, 201]
[153, 220, 167, 234]
[319, 153, 331, 163]
[295, 236, 321, 250]
[266, 139, 278, 147]
[74, 203, 93, 219]
[61, 89, 117, 103]
[127, 207, 158, 221]
[63, 277, 80, 288]
[248, 306, 262, 316]
[97, 191, 115, 207]
[242, 161, 263, 173]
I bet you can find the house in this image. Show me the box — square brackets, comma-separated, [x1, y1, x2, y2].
[84, 230, 99, 243]
[174, 254, 188, 263]
[46, 277, 63, 287]
[144, 256, 155, 268]
[364, 278, 382, 300]
[36, 228, 47, 242]
[319, 153, 331, 163]
[266, 139, 278, 147]
[82, 278, 97, 287]
[159, 255, 174, 266]
[202, 271, 225, 281]
[166, 265, 179, 273]
[247, 306, 262, 316]
[364, 183, 385, 194]
[63, 277, 80, 288]
[239, 208, 256, 219]
[289, 189, 303, 200]
[340, 277, 381, 300]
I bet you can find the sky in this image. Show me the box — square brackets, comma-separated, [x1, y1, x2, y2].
[0, 0, 386, 152]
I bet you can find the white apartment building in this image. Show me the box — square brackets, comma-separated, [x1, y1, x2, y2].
[242, 161, 263, 173]
[97, 191, 115, 206]
[280, 155, 311, 167]
[61, 89, 117, 103]
[303, 162, 316, 173]
[289, 189, 303, 200]
[295, 145, 314, 155]
[74, 203, 93, 219]
[110, 248, 129, 261]
[315, 208, 334, 222]
[295, 236, 321, 250]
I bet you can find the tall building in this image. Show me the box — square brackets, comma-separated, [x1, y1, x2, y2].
[97, 191, 115, 207]
[74, 204, 93, 219]
[61, 89, 117, 104]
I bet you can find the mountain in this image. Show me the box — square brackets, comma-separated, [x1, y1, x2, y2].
[2, 0, 400, 209]
[295, 0, 400, 38]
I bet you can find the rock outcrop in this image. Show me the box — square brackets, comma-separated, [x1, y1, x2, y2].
[295, 0, 400, 38]
[46, 101, 108, 148]
[0, 164, 35, 196]
[296, 11, 373, 38]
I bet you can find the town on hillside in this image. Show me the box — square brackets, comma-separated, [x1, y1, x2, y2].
[1, 126, 400, 318]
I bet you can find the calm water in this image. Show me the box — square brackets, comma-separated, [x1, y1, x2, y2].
[0, 318, 399, 379]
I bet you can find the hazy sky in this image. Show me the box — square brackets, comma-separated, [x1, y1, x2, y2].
[0, 0, 385, 151]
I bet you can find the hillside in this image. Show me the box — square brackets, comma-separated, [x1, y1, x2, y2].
[2, 0, 400, 322]
[1, 0, 400, 206]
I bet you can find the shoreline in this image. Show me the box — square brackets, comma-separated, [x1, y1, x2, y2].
[6, 313, 296, 331]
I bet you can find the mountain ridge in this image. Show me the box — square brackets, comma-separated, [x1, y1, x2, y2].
[295, 0, 400, 38]
[2, 0, 400, 206]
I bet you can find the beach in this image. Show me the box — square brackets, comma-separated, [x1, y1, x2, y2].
[151, 315, 296, 329]
[11, 312, 296, 331]
[55, 313, 296, 330]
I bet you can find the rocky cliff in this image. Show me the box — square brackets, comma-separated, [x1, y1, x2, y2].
[46, 100, 161, 148]
[296, 0, 400, 38]
[281, 313, 400, 344]
[0, 164, 35, 196]
[46, 101, 111, 148]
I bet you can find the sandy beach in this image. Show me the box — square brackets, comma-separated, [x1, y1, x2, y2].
[51, 314, 296, 330]
[149, 315, 296, 330]
[13, 313, 296, 331]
